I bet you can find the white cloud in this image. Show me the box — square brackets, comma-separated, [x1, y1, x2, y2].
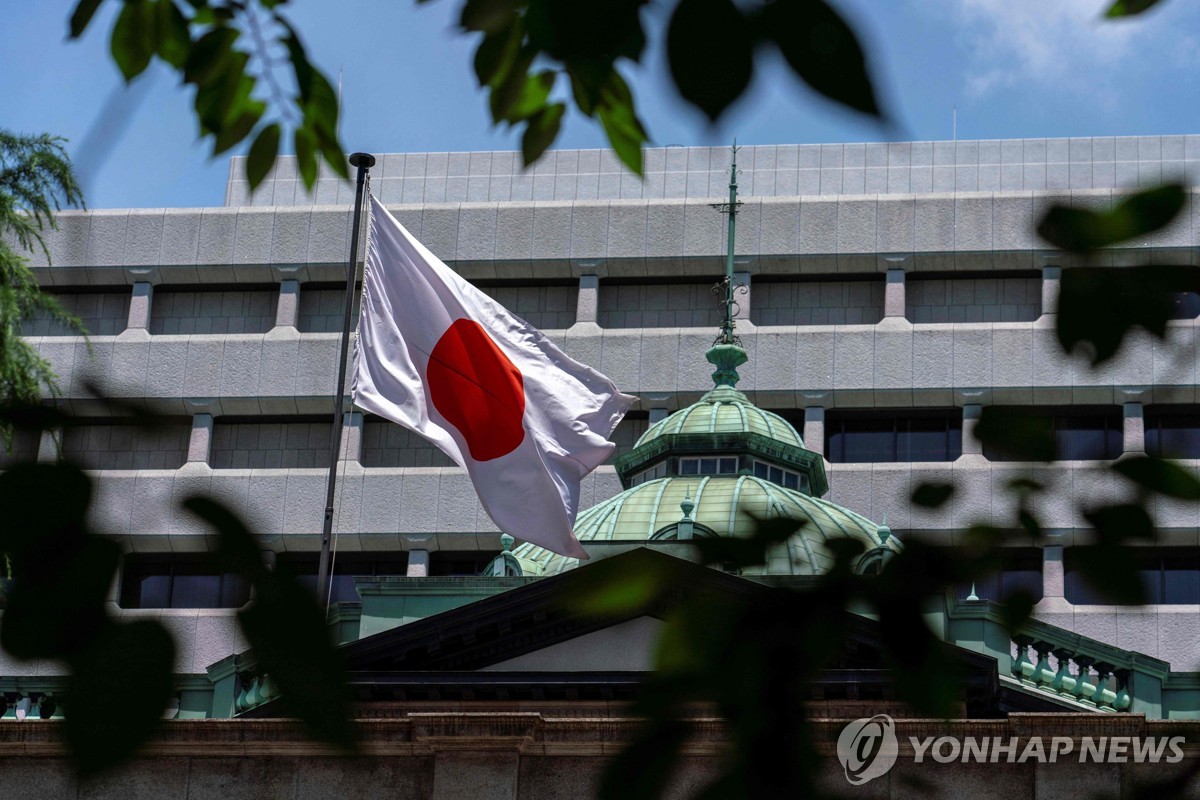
[932, 0, 1196, 100]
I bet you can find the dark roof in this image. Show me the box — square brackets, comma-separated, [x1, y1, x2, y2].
[247, 548, 1076, 717]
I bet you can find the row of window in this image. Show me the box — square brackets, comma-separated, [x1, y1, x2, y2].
[956, 550, 1200, 606]
[116, 549, 1200, 609]
[10, 407, 1200, 473]
[823, 406, 1200, 463]
[119, 552, 495, 609]
[630, 456, 809, 492]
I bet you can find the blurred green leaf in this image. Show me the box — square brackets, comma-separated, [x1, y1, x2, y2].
[1, 535, 119, 661]
[1106, 0, 1166, 17]
[974, 407, 1057, 462]
[505, 70, 557, 122]
[1017, 508, 1041, 539]
[998, 589, 1036, 632]
[522, 0, 647, 64]
[154, 0, 192, 68]
[246, 123, 281, 190]
[597, 719, 688, 800]
[1084, 502, 1155, 544]
[1114, 455, 1200, 500]
[567, 559, 666, 616]
[0, 463, 92, 560]
[760, 0, 882, 117]
[294, 126, 318, 188]
[183, 27, 239, 87]
[1038, 184, 1186, 253]
[1057, 266, 1200, 365]
[667, 0, 754, 121]
[461, 0, 523, 33]
[238, 579, 357, 747]
[63, 621, 175, 778]
[110, 0, 157, 81]
[185, 496, 356, 748]
[912, 482, 955, 508]
[69, 0, 105, 38]
[597, 93, 647, 175]
[473, 22, 521, 88]
[520, 102, 565, 167]
[1067, 545, 1147, 605]
[694, 514, 802, 568]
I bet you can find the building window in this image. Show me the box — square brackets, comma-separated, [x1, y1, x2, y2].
[278, 554, 411, 603]
[1066, 550, 1200, 605]
[680, 457, 738, 476]
[428, 552, 495, 576]
[954, 551, 1044, 602]
[1145, 407, 1200, 459]
[825, 411, 962, 463]
[982, 407, 1122, 462]
[1170, 292, 1200, 320]
[629, 460, 668, 486]
[120, 558, 251, 609]
[751, 460, 807, 491]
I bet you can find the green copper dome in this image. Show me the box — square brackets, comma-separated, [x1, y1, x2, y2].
[510, 474, 898, 577]
[635, 385, 806, 450]
[506, 341, 898, 579]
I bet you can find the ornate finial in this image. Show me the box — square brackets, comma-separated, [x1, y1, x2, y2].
[876, 512, 892, 543]
[706, 342, 748, 388]
[966, 583, 980, 601]
[680, 490, 695, 519]
[500, 533, 514, 552]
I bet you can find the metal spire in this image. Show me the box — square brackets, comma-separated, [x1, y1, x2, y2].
[705, 142, 748, 388]
[711, 141, 744, 346]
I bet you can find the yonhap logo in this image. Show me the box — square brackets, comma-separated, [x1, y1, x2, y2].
[837, 714, 899, 785]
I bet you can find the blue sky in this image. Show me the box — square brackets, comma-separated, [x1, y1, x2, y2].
[2, 0, 1197, 208]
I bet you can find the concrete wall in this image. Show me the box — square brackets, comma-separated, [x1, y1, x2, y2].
[907, 275, 1041, 323]
[150, 288, 277, 335]
[61, 420, 191, 471]
[23, 191, 1199, 288]
[210, 419, 332, 470]
[234, 135, 1200, 206]
[20, 290, 129, 336]
[752, 279, 884, 326]
[597, 282, 721, 328]
[0, 714, 1196, 799]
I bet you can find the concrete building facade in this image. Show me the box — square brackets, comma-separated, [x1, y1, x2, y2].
[3, 136, 1200, 734]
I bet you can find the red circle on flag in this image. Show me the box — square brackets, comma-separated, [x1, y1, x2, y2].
[428, 319, 526, 461]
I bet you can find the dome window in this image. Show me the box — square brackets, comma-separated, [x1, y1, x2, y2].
[679, 456, 738, 476]
[752, 460, 808, 492]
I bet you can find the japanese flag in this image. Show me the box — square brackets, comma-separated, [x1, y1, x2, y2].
[351, 196, 635, 558]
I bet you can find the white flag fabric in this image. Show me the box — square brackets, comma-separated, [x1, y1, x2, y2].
[352, 196, 635, 558]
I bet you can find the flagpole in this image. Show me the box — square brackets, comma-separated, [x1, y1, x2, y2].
[318, 151, 375, 609]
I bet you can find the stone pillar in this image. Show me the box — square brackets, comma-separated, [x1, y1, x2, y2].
[884, 268, 906, 319]
[127, 282, 153, 330]
[734, 271, 751, 322]
[406, 549, 430, 578]
[188, 414, 214, 464]
[276, 279, 300, 328]
[36, 429, 59, 464]
[576, 274, 599, 324]
[803, 407, 825, 455]
[1043, 545, 1065, 600]
[962, 404, 983, 456]
[649, 407, 669, 425]
[1041, 266, 1061, 317]
[340, 411, 363, 462]
[1123, 402, 1145, 456]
